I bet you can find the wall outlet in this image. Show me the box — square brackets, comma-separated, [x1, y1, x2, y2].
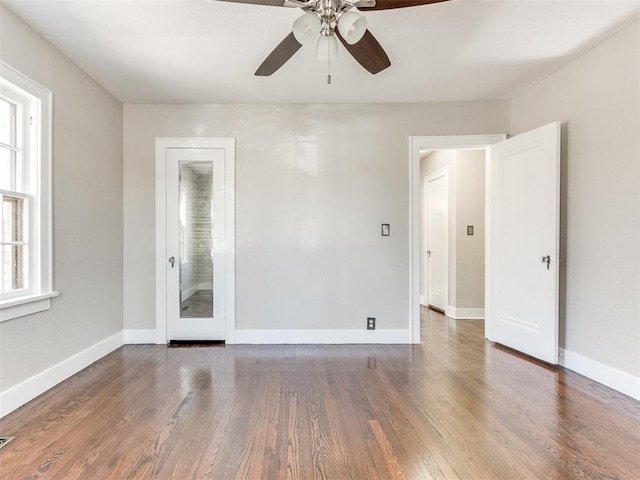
[367, 317, 376, 330]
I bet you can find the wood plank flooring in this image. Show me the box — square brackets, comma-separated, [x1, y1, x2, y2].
[1, 307, 639, 479]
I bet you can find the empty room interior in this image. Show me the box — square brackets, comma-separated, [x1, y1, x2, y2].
[0, 0, 639, 478]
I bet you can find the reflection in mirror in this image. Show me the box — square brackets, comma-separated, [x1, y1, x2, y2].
[179, 162, 213, 318]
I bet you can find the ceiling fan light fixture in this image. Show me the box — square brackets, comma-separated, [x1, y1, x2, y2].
[292, 12, 321, 45]
[337, 11, 367, 45]
[315, 33, 339, 61]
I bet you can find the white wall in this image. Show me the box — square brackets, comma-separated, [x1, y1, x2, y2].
[0, 5, 123, 398]
[124, 103, 509, 335]
[511, 20, 639, 379]
[455, 150, 485, 309]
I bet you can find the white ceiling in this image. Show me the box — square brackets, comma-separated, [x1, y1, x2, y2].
[3, 0, 639, 104]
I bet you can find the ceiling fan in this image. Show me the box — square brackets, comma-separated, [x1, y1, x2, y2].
[216, 0, 449, 78]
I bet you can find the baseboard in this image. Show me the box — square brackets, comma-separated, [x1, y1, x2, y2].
[181, 284, 212, 302]
[0, 331, 124, 418]
[235, 329, 411, 344]
[420, 295, 426, 306]
[559, 348, 640, 401]
[181, 284, 198, 302]
[446, 306, 485, 320]
[124, 329, 157, 344]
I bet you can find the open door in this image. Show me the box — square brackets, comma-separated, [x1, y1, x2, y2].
[486, 122, 561, 364]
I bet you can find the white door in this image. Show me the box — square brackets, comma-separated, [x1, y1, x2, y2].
[487, 122, 560, 364]
[166, 148, 226, 341]
[426, 173, 448, 311]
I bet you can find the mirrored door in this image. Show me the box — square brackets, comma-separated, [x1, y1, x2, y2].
[166, 148, 225, 341]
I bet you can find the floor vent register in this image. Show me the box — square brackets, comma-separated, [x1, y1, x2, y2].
[0, 437, 15, 450]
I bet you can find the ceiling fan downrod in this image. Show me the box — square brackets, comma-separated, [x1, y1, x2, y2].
[318, 0, 340, 25]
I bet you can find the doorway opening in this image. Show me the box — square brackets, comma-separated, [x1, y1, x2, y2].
[410, 124, 561, 366]
[409, 135, 506, 343]
[420, 149, 486, 321]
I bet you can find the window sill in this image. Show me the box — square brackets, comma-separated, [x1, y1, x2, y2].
[0, 292, 59, 322]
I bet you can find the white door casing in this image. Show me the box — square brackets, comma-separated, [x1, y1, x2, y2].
[425, 169, 448, 311]
[486, 122, 561, 364]
[156, 138, 235, 344]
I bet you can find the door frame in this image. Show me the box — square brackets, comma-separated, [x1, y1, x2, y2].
[409, 134, 506, 343]
[155, 137, 236, 344]
[423, 167, 449, 313]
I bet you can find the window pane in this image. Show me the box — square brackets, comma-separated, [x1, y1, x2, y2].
[0, 147, 16, 191]
[2, 195, 25, 243]
[2, 244, 27, 292]
[0, 98, 16, 146]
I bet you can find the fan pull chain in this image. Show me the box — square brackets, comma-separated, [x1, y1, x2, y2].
[327, 35, 332, 85]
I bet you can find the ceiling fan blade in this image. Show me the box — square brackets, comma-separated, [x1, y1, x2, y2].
[358, 0, 448, 11]
[255, 33, 303, 76]
[336, 29, 390, 74]
[283, 0, 314, 7]
[214, 0, 285, 6]
[350, 0, 376, 7]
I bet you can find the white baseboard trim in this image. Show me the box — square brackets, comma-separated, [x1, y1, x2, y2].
[181, 284, 198, 302]
[420, 295, 426, 306]
[181, 284, 212, 302]
[0, 331, 124, 418]
[235, 329, 411, 344]
[446, 306, 485, 320]
[559, 348, 640, 401]
[124, 329, 157, 344]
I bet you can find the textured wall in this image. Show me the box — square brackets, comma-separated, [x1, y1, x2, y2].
[190, 170, 213, 289]
[180, 166, 213, 294]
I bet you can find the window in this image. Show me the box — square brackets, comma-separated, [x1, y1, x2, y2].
[0, 61, 56, 322]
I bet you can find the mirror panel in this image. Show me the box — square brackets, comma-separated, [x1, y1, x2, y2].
[179, 162, 213, 318]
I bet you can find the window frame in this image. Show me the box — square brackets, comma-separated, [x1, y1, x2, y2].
[0, 61, 57, 322]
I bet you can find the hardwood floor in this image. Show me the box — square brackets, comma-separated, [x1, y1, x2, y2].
[1, 307, 639, 479]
